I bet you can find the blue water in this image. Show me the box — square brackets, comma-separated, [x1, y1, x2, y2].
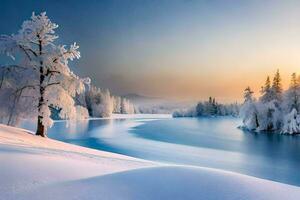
[44, 117, 300, 186]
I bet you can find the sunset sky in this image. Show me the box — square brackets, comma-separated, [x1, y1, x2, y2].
[1, 0, 300, 102]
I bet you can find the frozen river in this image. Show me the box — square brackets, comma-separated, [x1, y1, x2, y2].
[43, 115, 300, 186]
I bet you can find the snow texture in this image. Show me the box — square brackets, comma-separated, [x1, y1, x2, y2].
[1, 124, 300, 200]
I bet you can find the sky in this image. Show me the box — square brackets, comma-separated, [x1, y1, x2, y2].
[1, 0, 300, 102]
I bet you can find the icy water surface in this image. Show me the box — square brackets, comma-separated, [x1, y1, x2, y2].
[45, 116, 300, 186]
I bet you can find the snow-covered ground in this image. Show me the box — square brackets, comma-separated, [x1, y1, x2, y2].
[1, 124, 300, 200]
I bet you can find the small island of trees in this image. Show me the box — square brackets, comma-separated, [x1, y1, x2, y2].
[240, 70, 300, 134]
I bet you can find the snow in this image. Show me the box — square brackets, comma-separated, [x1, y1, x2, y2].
[22, 167, 300, 200]
[0, 12, 89, 129]
[241, 71, 300, 134]
[1, 124, 300, 200]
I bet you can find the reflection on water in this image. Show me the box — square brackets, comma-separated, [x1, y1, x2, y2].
[44, 117, 300, 186]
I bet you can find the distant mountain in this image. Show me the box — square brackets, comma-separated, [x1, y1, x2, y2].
[122, 93, 165, 104]
[121, 93, 195, 114]
[122, 93, 158, 99]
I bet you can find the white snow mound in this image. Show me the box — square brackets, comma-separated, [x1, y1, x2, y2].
[0, 124, 300, 200]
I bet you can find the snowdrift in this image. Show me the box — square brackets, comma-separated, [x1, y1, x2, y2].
[1, 124, 300, 200]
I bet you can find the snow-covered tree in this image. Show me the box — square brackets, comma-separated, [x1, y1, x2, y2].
[281, 108, 300, 134]
[172, 107, 196, 117]
[0, 12, 89, 137]
[113, 96, 122, 113]
[282, 73, 300, 113]
[174, 97, 239, 118]
[121, 98, 135, 114]
[0, 66, 34, 125]
[85, 85, 136, 117]
[253, 71, 283, 131]
[85, 86, 114, 118]
[75, 105, 89, 120]
[240, 70, 300, 134]
[239, 87, 259, 130]
[272, 69, 283, 102]
[260, 76, 272, 103]
[243, 86, 254, 103]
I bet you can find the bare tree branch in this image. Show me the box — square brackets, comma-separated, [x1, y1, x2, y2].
[18, 45, 34, 61]
[12, 85, 37, 95]
[45, 82, 60, 88]
[45, 69, 60, 76]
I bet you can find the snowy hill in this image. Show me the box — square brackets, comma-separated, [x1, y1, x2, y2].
[122, 93, 163, 105]
[1, 124, 300, 200]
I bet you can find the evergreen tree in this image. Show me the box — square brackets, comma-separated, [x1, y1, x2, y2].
[283, 73, 300, 112]
[209, 97, 213, 104]
[241, 70, 300, 134]
[289, 73, 299, 111]
[243, 86, 254, 103]
[196, 102, 205, 116]
[290, 73, 298, 89]
[260, 76, 272, 103]
[272, 69, 283, 101]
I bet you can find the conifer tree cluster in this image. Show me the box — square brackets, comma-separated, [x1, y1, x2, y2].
[173, 97, 239, 117]
[240, 70, 300, 134]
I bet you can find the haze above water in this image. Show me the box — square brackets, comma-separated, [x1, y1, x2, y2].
[43, 117, 300, 186]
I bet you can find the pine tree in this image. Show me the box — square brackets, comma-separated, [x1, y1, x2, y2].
[272, 69, 283, 101]
[260, 76, 272, 103]
[284, 73, 300, 112]
[243, 86, 254, 103]
[209, 97, 212, 104]
[290, 73, 298, 89]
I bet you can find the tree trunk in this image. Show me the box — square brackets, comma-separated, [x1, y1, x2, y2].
[36, 38, 46, 137]
[255, 113, 259, 128]
[36, 116, 46, 137]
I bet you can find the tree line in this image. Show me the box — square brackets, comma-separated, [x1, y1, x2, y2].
[173, 97, 239, 117]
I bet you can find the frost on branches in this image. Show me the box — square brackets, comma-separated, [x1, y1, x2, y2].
[0, 12, 89, 137]
[240, 70, 300, 134]
[85, 86, 135, 117]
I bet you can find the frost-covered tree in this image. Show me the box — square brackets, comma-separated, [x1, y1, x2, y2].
[280, 73, 300, 134]
[240, 71, 300, 134]
[113, 96, 122, 113]
[272, 69, 283, 102]
[75, 105, 89, 120]
[0, 12, 89, 137]
[121, 98, 135, 114]
[253, 71, 283, 131]
[260, 76, 272, 103]
[195, 102, 205, 116]
[174, 97, 239, 118]
[85, 85, 136, 117]
[85, 86, 114, 118]
[172, 107, 196, 117]
[282, 73, 300, 113]
[0, 66, 35, 125]
[239, 87, 260, 130]
[243, 86, 254, 102]
[281, 108, 300, 134]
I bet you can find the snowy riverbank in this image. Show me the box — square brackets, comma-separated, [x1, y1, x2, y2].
[1, 124, 300, 200]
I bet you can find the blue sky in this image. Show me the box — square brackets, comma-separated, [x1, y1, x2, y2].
[1, 0, 300, 101]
